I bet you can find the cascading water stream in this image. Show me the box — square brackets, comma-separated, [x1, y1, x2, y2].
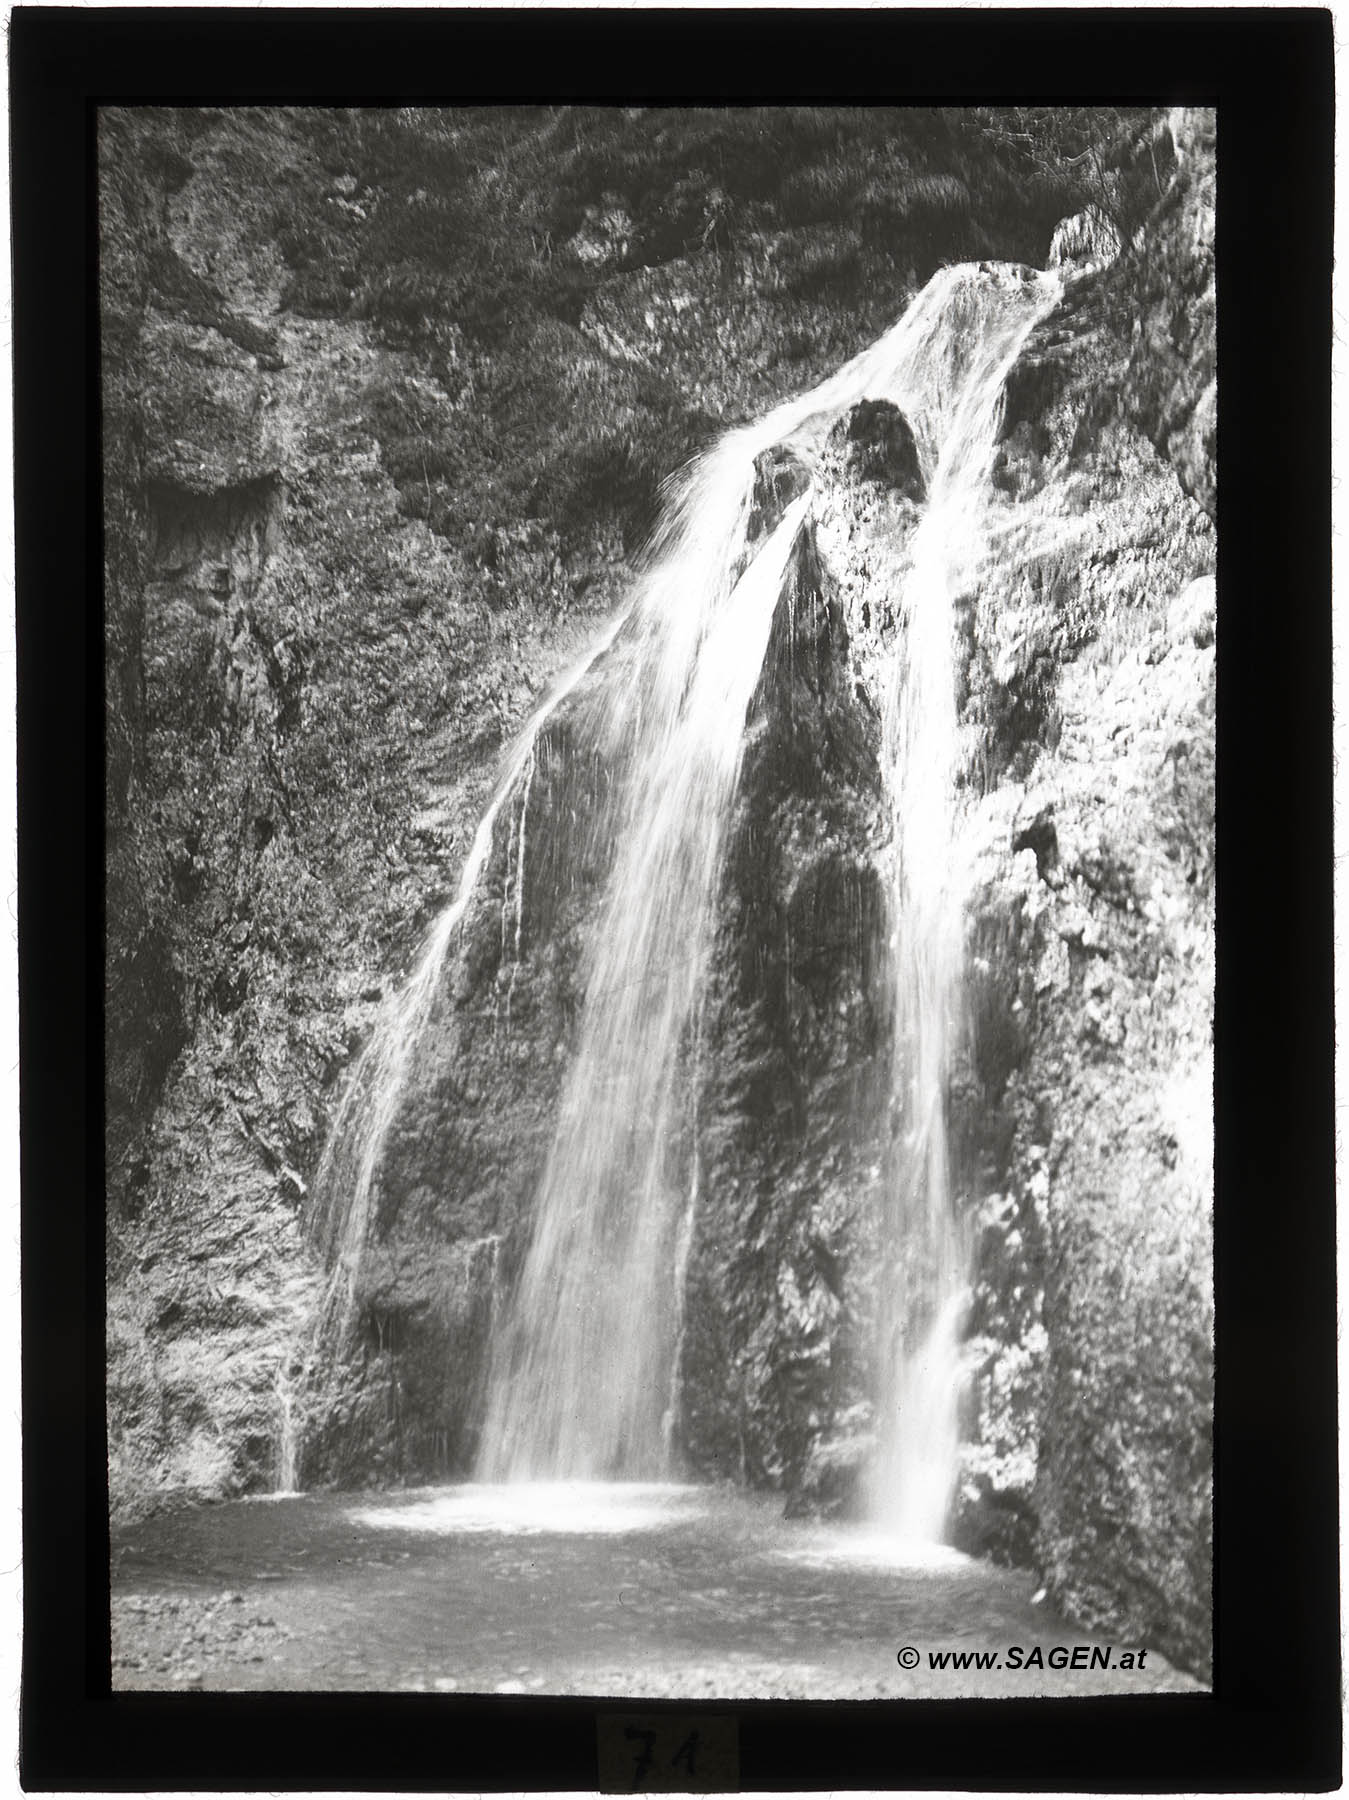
[477, 495, 811, 1479]
[478, 262, 1059, 1502]
[293, 258, 1060, 1530]
[866, 268, 1062, 1539]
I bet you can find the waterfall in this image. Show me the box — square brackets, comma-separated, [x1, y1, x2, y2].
[867, 267, 1061, 1538]
[477, 261, 1058, 1494]
[297, 258, 1059, 1527]
[477, 496, 811, 1479]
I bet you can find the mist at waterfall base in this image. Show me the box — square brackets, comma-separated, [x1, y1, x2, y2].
[283, 262, 1062, 1551]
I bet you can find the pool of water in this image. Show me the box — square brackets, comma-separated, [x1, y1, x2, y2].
[110, 1481, 1202, 1696]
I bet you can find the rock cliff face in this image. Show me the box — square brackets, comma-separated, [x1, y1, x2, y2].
[104, 106, 1213, 1678]
[950, 137, 1214, 1677]
[683, 451, 894, 1493]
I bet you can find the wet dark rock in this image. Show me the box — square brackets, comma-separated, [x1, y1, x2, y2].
[784, 1406, 875, 1520]
[957, 1471, 1039, 1567]
[681, 531, 888, 1490]
[991, 420, 1048, 499]
[833, 399, 925, 500]
[1000, 349, 1072, 448]
[748, 446, 812, 545]
[1012, 809, 1059, 881]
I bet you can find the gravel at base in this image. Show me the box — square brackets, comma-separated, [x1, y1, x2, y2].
[111, 1485, 1205, 1697]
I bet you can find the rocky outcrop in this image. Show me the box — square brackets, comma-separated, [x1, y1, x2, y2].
[955, 542, 1214, 1674]
[681, 484, 891, 1490]
[999, 107, 1215, 524]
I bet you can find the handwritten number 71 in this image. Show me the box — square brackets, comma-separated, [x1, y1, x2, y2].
[624, 1726, 699, 1788]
